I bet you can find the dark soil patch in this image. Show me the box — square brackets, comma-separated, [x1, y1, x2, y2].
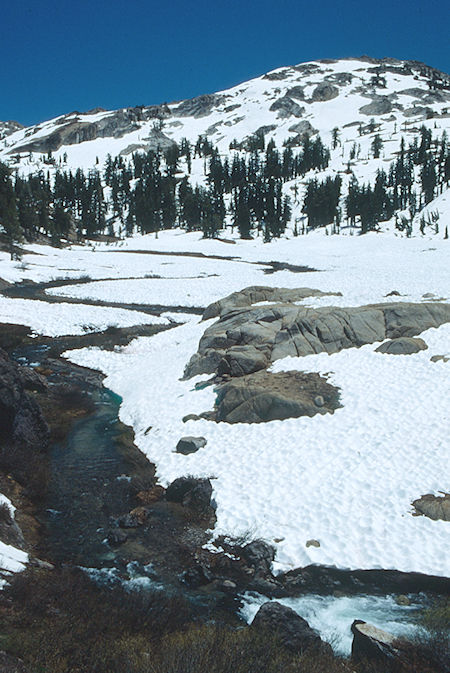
[2, 280, 204, 316]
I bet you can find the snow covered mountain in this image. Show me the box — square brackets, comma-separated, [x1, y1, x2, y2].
[1, 55, 450, 239]
[0, 56, 449, 595]
[0, 120, 23, 141]
[0, 57, 450, 170]
[1, 55, 449, 174]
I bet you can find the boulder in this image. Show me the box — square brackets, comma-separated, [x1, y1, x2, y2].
[412, 493, 450, 521]
[202, 286, 340, 320]
[18, 366, 48, 392]
[375, 337, 428, 354]
[136, 485, 165, 504]
[430, 354, 449, 363]
[185, 295, 450, 379]
[173, 94, 225, 118]
[286, 85, 305, 100]
[182, 563, 213, 587]
[213, 370, 340, 424]
[359, 96, 393, 115]
[175, 436, 207, 455]
[0, 348, 49, 449]
[351, 620, 404, 671]
[165, 476, 213, 512]
[269, 97, 305, 118]
[252, 601, 331, 655]
[241, 540, 275, 574]
[287, 120, 318, 138]
[311, 83, 339, 102]
[117, 507, 148, 528]
[107, 529, 128, 546]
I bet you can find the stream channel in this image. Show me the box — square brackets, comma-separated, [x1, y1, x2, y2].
[10, 327, 444, 656]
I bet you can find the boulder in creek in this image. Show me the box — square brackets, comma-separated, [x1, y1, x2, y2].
[0, 348, 49, 449]
[252, 601, 332, 655]
[165, 476, 214, 513]
[351, 620, 408, 671]
[241, 539, 275, 575]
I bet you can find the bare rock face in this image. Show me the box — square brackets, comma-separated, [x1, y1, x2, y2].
[10, 105, 171, 154]
[287, 120, 318, 138]
[252, 601, 332, 655]
[286, 85, 305, 100]
[412, 493, 450, 521]
[311, 82, 339, 102]
[375, 337, 428, 354]
[213, 370, 340, 424]
[202, 286, 340, 320]
[173, 94, 226, 118]
[359, 96, 393, 115]
[0, 348, 49, 450]
[119, 127, 176, 156]
[186, 292, 450, 379]
[0, 120, 23, 140]
[269, 97, 305, 118]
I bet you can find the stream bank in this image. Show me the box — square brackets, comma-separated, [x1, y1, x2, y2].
[0, 314, 448, 665]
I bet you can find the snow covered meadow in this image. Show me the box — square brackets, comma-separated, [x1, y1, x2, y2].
[0, 226, 448, 579]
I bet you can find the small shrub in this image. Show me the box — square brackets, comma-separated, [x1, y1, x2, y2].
[0, 501, 12, 524]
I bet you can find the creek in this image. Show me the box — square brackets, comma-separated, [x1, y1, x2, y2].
[10, 330, 442, 654]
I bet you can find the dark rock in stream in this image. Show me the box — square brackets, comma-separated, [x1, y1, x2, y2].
[107, 529, 128, 546]
[252, 601, 332, 655]
[166, 477, 214, 514]
[241, 540, 275, 575]
[0, 348, 49, 450]
[351, 620, 406, 671]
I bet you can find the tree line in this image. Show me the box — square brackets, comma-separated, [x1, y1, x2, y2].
[0, 125, 449, 254]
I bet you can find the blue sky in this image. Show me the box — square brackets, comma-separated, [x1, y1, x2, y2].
[1, 0, 448, 126]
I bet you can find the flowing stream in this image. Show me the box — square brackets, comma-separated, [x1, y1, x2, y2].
[11, 337, 436, 654]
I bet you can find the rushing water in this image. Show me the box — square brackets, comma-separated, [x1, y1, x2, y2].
[240, 591, 427, 656]
[11, 340, 435, 652]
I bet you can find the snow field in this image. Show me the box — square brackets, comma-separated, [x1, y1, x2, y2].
[0, 229, 449, 578]
[67, 314, 450, 577]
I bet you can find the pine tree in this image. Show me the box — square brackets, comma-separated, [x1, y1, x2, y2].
[371, 134, 383, 159]
[0, 162, 21, 258]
